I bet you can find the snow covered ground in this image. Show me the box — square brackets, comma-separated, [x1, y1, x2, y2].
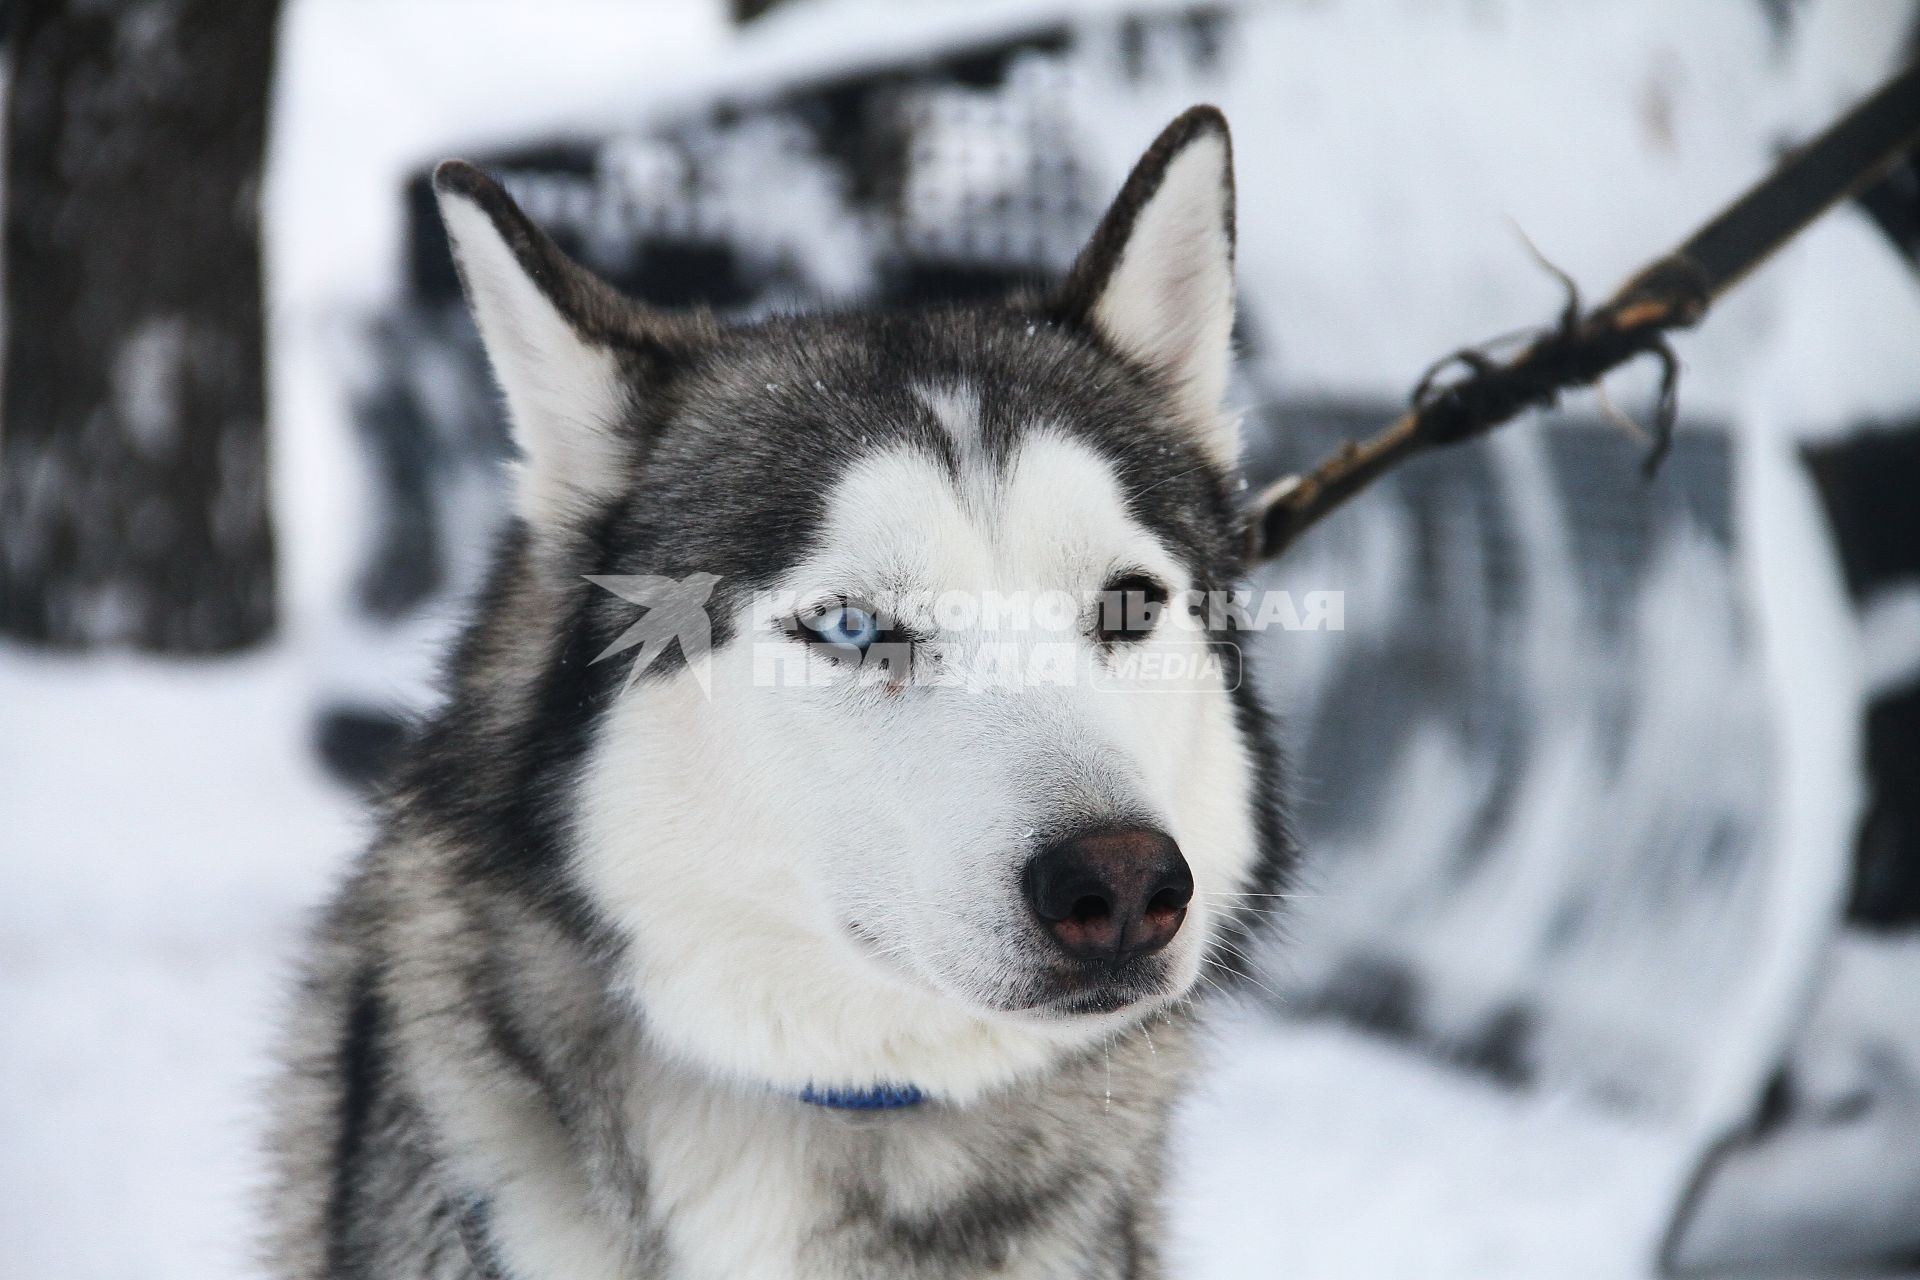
[0, 648, 358, 1280]
[0, 645, 1692, 1280]
[4, 0, 1914, 1276]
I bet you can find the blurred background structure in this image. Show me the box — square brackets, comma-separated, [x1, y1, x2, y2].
[2, 2, 281, 650]
[4, 2, 1920, 1277]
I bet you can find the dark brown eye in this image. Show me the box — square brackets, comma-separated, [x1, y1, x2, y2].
[1097, 573, 1168, 645]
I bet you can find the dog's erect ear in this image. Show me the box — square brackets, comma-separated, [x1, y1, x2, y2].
[1055, 107, 1238, 468]
[434, 160, 644, 526]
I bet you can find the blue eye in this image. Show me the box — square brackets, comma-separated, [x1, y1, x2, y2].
[803, 603, 881, 650]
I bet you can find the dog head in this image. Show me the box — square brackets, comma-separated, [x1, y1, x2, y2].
[434, 107, 1285, 1101]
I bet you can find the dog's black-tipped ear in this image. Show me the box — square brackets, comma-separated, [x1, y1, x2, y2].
[434, 160, 639, 526]
[1055, 107, 1238, 467]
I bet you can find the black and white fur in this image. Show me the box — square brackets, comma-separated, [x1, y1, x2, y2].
[265, 107, 1290, 1280]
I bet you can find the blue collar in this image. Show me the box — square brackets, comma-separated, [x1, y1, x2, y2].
[797, 1082, 926, 1111]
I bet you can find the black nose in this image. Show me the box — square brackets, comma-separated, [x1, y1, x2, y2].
[1024, 826, 1193, 964]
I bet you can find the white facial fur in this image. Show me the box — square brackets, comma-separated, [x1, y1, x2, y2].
[435, 119, 1252, 1104]
[573, 408, 1259, 1103]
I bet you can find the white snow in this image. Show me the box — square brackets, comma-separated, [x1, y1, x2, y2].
[6, 0, 1919, 1276]
[1172, 1010, 1686, 1280]
[0, 647, 360, 1280]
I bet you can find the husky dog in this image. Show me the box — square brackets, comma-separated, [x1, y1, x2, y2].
[265, 106, 1289, 1280]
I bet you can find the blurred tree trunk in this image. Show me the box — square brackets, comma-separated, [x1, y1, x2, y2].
[0, 0, 281, 653]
